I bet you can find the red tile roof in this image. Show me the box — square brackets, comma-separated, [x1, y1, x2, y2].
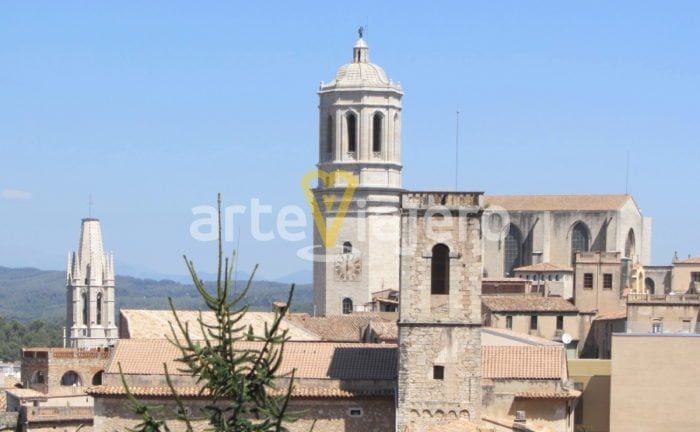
[86, 385, 391, 399]
[285, 313, 397, 342]
[515, 390, 581, 400]
[482, 346, 565, 380]
[514, 262, 573, 272]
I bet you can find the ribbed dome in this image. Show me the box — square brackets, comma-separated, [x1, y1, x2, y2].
[321, 37, 400, 91]
[332, 62, 389, 87]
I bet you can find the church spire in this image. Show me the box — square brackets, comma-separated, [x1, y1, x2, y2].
[353, 27, 369, 63]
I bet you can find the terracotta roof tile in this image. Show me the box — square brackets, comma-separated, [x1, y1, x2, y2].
[675, 256, 700, 265]
[515, 390, 581, 400]
[594, 310, 627, 321]
[285, 313, 397, 342]
[482, 296, 578, 313]
[514, 262, 573, 272]
[485, 194, 631, 211]
[109, 339, 398, 380]
[482, 346, 564, 380]
[482, 327, 562, 346]
[120, 309, 320, 341]
[86, 385, 391, 399]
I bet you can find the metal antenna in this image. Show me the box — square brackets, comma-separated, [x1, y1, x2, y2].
[625, 150, 630, 195]
[88, 193, 94, 217]
[455, 106, 460, 190]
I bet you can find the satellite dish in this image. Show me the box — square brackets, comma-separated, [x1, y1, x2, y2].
[561, 333, 573, 344]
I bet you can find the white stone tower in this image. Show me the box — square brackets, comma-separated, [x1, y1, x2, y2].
[313, 30, 404, 316]
[397, 192, 484, 431]
[65, 218, 117, 348]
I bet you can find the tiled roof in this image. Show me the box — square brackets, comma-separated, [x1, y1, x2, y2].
[675, 256, 700, 265]
[5, 388, 48, 400]
[514, 262, 573, 272]
[367, 320, 398, 341]
[285, 313, 397, 342]
[108, 340, 564, 384]
[482, 295, 577, 313]
[485, 194, 631, 211]
[86, 385, 392, 399]
[594, 310, 627, 321]
[108, 339, 398, 381]
[120, 309, 321, 341]
[482, 346, 564, 380]
[515, 390, 581, 400]
[482, 327, 562, 347]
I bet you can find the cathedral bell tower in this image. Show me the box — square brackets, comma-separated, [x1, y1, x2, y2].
[65, 218, 117, 348]
[312, 30, 404, 316]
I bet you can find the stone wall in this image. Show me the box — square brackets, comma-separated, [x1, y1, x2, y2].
[94, 396, 394, 432]
[21, 348, 109, 391]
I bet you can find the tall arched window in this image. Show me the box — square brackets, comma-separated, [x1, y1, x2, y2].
[96, 293, 103, 325]
[326, 114, 334, 154]
[81, 292, 88, 325]
[346, 112, 357, 153]
[92, 371, 104, 386]
[431, 244, 450, 295]
[342, 241, 352, 254]
[372, 112, 383, 153]
[644, 277, 655, 294]
[342, 298, 353, 314]
[571, 222, 590, 264]
[503, 224, 522, 277]
[625, 229, 636, 260]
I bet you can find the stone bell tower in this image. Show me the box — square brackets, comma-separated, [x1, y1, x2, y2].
[312, 29, 404, 316]
[397, 192, 484, 431]
[65, 218, 117, 348]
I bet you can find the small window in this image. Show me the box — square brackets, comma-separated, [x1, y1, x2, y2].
[692, 272, 700, 283]
[506, 316, 513, 330]
[556, 274, 561, 281]
[584, 273, 593, 289]
[652, 322, 663, 334]
[530, 315, 538, 331]
[342, 241, 352, 254]
[548, 274, 553, 281]
[348, 408, 363, 417]
[556, 315, 564, 331]
[326, 114, 334, 154]
[433, 365, 445, 380]
[603, 273, 613, 289]
[342, 298, 353, 315]
[682, 319, 692, 333]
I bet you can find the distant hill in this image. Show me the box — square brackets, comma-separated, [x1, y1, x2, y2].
[0, 266, 313, 323]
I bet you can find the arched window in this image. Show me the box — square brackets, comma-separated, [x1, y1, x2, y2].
[342, 298, 353, 314]
[625, 229, 636, 260]
[342, 241, 352, 254]
[81, 292, 88, 325]
[96, 293, 102, 325]
[431, 244, 450, 295]
[326, 114, 334, 154]
[92, 371, 104, 386]
[503, 224, 522, 277]
[346, 112, 357, 153]
[372, 112, 383, 153]
[31, 371, 45, 384]
[645, 277, 655, 294]
[60, 371, 82, 387]
[571, 223, 590, 264]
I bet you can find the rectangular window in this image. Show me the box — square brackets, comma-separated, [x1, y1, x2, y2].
[652, 322, 663, 334]
[682, 319, 692, 333]
[603, 273, 613, 289]
[557, 315, 564, 331]
[692, 272, 700, 283]
[348, 408, 363, 417]
[433, 365, 444, 380]
[506, 316, 513, 330]
[583, 273, 593, 289]
[530, 315, 538, 331]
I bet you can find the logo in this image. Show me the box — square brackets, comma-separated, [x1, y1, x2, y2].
[301, 169, 357, 248]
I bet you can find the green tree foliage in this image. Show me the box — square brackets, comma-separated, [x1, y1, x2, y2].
[0, 317, 63, 361]
[122, 195, 309, 432]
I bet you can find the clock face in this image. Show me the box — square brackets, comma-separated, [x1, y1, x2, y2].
[334, 253, 362, 282]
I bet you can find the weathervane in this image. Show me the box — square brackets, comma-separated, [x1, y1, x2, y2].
[358, 26, 364, 39]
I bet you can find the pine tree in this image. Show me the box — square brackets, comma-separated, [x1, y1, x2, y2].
[120, 194, 306, 432]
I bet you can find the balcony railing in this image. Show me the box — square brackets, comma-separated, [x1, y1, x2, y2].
[625, 320, 700, 334]
[627, 293, 700, 303]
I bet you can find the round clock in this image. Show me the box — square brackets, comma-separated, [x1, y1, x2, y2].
[334, 253, 362, 282]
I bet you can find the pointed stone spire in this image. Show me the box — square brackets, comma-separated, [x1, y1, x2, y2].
[77, 218, 105, 284]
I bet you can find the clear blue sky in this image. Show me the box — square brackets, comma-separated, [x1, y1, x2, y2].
[1, 1, 698, 280]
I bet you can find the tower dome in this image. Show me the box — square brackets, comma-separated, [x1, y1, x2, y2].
[321, 35, 400, 91]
